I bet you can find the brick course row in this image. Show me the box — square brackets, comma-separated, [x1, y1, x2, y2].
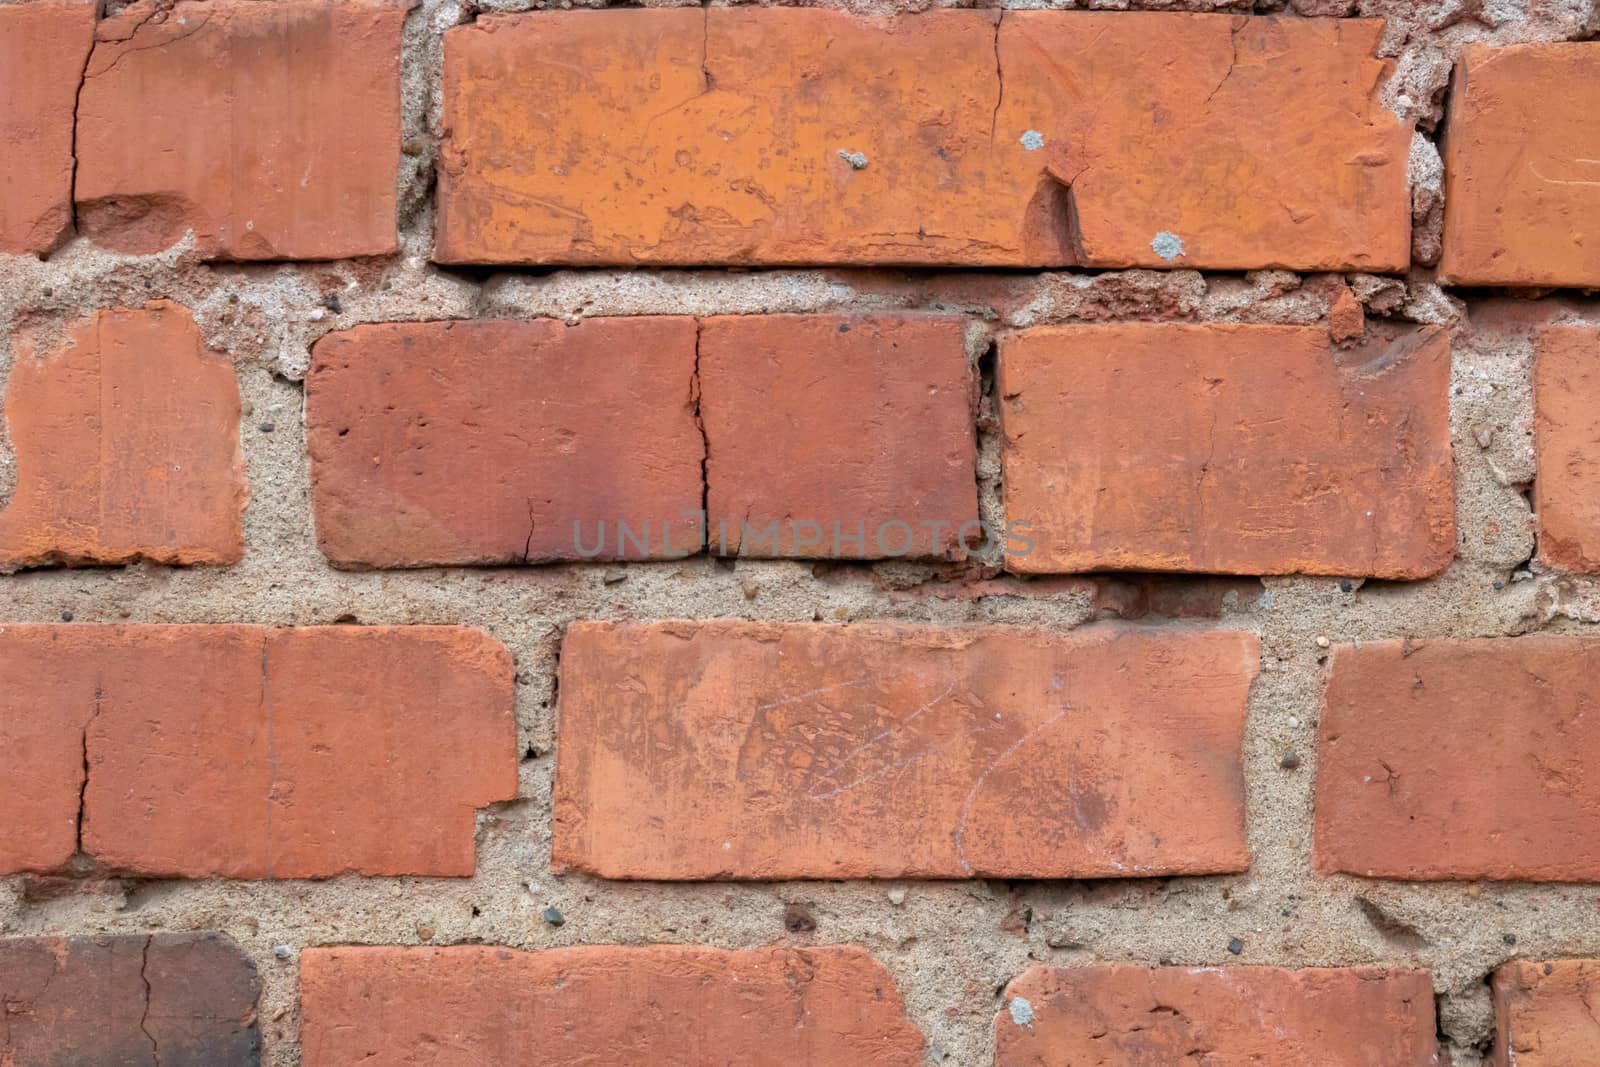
[15, 307, 1600, 577]
[13, 934, 1600, 1065]
[7, 622, 1600, 883]
[3, 3, 1597, 283]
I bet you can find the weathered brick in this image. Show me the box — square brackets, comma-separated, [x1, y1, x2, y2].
[0, 303, 245, 570]
[306, 318, 703, 567]
[700, 315, 977, 559]
[1439, 43, 1600, 287]
[1535, 326, 1600, 572]
[0, 625, 516, 878]
[553, 621, 1255, 879]
[1492, 960, 1600, 1066]
[1316, 636, 1600, 881]
[998, 323, 1454, 577]
[997, 965, 1438, 1065]
[74, 0, 406, 259]
[301, 945, 923, 1066]
[0, 1, 95, 255]
[0, 933, 260, 1067]
[437, 10, 1410, 270]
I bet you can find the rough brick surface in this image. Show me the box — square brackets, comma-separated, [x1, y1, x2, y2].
[306, 318, 703, 567]
[437, 10, 1410, 270]
[1535, 326, 1600, 572]
[0, 933, 260, 1067]
[1492, 960, 1600, 1066]
[553, 621, 1256, 879]
[998, 323, 1454, 577]
[300, 945, 923, 1066]
[700, 315, 977, 558]
[74, 0, 406, 259]
[0, 302, 245, 570]
[1439, 43, 1600, 287]
[0, 1, 96, 255]
[0, 625, 516, 878]
[997, 965, 1439, 1065]
[1316, 636, 1600, 881]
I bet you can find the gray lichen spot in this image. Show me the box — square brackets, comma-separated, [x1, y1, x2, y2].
[1008, 996, 1035, 1027]
[1020, 130, 1045, 151]
[837, 150, 869, 171]
[1151, 231, 1186, 262]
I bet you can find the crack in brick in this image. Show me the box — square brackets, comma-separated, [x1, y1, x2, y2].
[138, 935, 160, 1067]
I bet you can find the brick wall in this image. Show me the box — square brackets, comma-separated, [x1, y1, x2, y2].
[1, 0, 1599, 1064]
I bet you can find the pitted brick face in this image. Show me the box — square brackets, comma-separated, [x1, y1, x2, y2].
[1535, 326, 1600, 573]
[1492, 961, 1600, 1066]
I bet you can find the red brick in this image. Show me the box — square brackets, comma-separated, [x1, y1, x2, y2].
[301, 945, 923, 1066]
[0, 625, 516, 878]
[700, 315, 977, 559]
[74, 0, 406, 259]
[1535, 326, 1600, 572]
[1439, 43, 1600, 287]
[0, 303, 245, 570]
[1316, 636, 1600, 881]
[437, 10, 1410, 270]
[0, 933, 259, 1066]
[1492, 960, 1600, 1066]
[0, 1, 95, 254]
[553, 621, 1255, 879]
[998, 323, 1454, 577]
[997, 965, 1438, 1065]
[306, 318, 703, 567]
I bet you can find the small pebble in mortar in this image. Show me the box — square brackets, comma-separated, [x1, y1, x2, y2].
[837, 149, 869, 170]
[1151, 231, 1185, 262]
[273, 945, 293, 960]
[1008, 997, 1034, 1027]
[543, 906, 566, 927]
[1020, 130, 1045, 151]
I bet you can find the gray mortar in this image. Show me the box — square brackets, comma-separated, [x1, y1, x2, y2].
[2, 0, 1600, 1065]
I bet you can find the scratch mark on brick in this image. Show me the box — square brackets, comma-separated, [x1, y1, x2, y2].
[952, 705, 1070, 875]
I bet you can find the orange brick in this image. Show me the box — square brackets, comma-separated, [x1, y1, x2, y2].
[997, 323, 1454, 577]
[1439, 43, 1600, 287]
[437, 10, 1410, 270]
[0, 934, 259, 1065]
[1492, 961, 1600, 1066]
[74, 0, 406, 259]
[700, 315, 977, 559]
[0, 625, 516, 878]
[301, 945, 923, 1066]
[1535, 326, 1600, 572]
[306, 318, 704, 567]
[0, 303, 245, 570]
[0, 1, 96, 254]
[553, 621, 1255, 879]
[997, 965, 1439, 1064]
[1316, 636, 1600, 881]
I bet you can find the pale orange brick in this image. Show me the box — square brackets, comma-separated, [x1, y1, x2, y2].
[0, 303, 245, 570]
[437, 10, 1410, 270]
